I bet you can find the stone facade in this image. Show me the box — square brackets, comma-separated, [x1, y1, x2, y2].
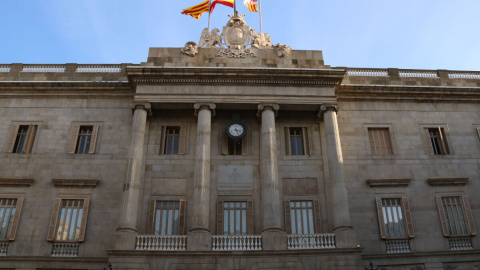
[0, 47, 478, 270]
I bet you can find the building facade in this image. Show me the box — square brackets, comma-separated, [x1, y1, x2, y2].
[0, 35, 479, 269]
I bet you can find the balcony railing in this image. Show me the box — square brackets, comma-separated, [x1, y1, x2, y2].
[76, 64, 122, 72]
[22, 65, 66, 72]
[0, 65, 11, 72]
[386, 239, 410, 253]
[0, 242, 8, 256]
[448, 237, 473, 250]
[345, 68, 480, 79]
[51, 243, 79, 257]
[135, 235, 187, 251]
[287, 234, 335, 249]
[448, 71, 480, 79]
[212, 235, 262, 251]
[346, 68, 388, 77]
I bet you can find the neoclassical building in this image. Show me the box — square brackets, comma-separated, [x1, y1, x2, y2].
[0, 17, 479, 270]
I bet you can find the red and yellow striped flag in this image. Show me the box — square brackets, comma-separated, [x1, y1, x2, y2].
[211, 0, 234, 11]
[181, 0, 210, 19]
[243, 0, 258, 12]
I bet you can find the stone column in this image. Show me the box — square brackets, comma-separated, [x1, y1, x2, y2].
[188, 103, 215, 251]
[319, 104, 357, 248]
[113, 102, 151, 249]
[257, 104, 286, 250]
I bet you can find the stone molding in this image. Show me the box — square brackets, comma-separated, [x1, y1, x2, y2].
[366, 179, 411, 188]
[52, 179, 100, 188]
[0, 178, 34, 188]
[257, 104, 279, 117]
[194, 103, 216, 116]
[426, 178, 468, 186]
[131, 102, 152, 116]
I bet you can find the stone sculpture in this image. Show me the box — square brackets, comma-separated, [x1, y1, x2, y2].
[180, 41, 198, 57]
[217, 11, 255, 58]
[199, 28, 224, 48]
[274, 43, 292, 58]
[250, 29, 274, 48]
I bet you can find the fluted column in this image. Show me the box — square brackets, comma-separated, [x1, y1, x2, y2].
[113, 102, 151, 249]
[319, 104, 357, 248]
[257, 104, 286, 250]
[188, 103, 215, 251]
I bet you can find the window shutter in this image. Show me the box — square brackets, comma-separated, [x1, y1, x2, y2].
[178, 200, 186, 235]
[24, 124, 37, 153]
[69, 125, 80, 154]
[313, 200, 322, 234]
[461, 195, 477, 236]
[47, 198, 62, 241]
[402, 197, 415, 238]
[368, 129, 375, 154]
[78, 198, 90, 242]
[147, 200, 156, 234]
[284, 200, 292, 234]
[7, 125, 19, 153]
[88, 125, 99, 154]
[247, 200, 254, 234]
[285, 127, 291, 155]
[217, 201, 224, 235]
[424, 128, 434, 155]
[242, 134, 248, 156]
[375, 197, 387, 239]
[8, 197, 24, 241]
[436, 196, 450, 236]
[221, 132, 229, 155]
[476, 127, 480, 140]
[302, 127, 309, 155]
[160, 126, 166, 155]
[178, 126, 186, 155]
[438, 127, 449, 154]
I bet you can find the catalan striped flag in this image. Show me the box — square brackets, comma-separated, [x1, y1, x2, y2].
[181, 0, 210, 19]
[243, 0, 258, 12]
[211, 0, 234, 11]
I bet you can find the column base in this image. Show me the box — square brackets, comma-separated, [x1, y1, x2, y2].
[334, 227, 358, 248]
[110, 229, 137, 250]
[261, 230, 287, 250]
[187, 230, 212, 251]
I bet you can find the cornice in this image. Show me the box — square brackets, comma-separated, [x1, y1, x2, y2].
[0, 178, 34, 187]
[426, 178, 468, 186]
[366, 178, 411, 188]
[52, 179, 100, 188]
[126, 67, 346, 87]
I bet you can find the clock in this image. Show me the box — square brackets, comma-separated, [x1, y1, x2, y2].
[225, 120, 247, 140]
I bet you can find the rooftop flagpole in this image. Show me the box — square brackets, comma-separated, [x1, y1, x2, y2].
[258, 0, 262, 33]
[208, 0, 212, 31]
[234, 0, 237, 13]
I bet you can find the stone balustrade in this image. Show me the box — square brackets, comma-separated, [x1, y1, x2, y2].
[212, 235, 262, 251]
[0, 242, 8, 256]
[386, 240, 411, 253]
[346, 69, 388, 77]
[135, 235, 187, 251]
[22, 64, 66, 72]
[448, 237, 473, 250]
[345, 68, 480, 79]
[76, 64, 122, 72]
[51, 243, 79, 257]
[0, 63, 135, 74]
[0, 65, 11, 72]
[286, 234, 336, 249]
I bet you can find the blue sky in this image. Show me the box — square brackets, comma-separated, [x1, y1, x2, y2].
[1, 0, 479, 70]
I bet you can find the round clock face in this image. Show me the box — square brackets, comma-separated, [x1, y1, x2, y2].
[226, 121, 247, 140]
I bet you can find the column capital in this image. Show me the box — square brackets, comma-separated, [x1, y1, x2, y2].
[194, 103, 216, 116]
[317, 104, 340, 118]
[257, 103, 280, 117]
[131, 102, 152, 116]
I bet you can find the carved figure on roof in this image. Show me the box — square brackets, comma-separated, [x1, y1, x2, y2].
[274, 43, 292, 58]
[180, 41, 198, 57]
[250, 29, 274, 48]
[199, 28, 224, 48]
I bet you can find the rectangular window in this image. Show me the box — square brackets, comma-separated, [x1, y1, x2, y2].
[69, 125, 99, 154]
[147, 200, 186, 235]
[425, 127, 449, 155]
[217, 200, 253, 235]
[47, 198, 90, 242]
[160, 126, 186, 155]
[368, 128, 393, 155]
[0, 198, 24, 241]
[436, 196, 476, 236]
[375, 197, 414, 239]
[285, 127, 309, 156]
[7, 124, 37, 154]
[222, 132, 248, 156]
[284, 200, 321, 234]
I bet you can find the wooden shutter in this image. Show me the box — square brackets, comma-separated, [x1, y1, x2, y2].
[284, 200, 292, 234]
[146, 200, 156, 234]
[6, 125, 19, 153]
[221, 132, 229, 155]
[375, 197, 387, 239]
[476, 127, 480, 140]
[8, 197, 24, 241]
[302, 127, 309, 155]
[436, 196, 450, 236]
[461, 195, 477, 235]
[285, 127, 291, 155]
[313, 200, 322, 234]
[246, 201, 254, 234]
[24, 124, 37, 153]
[178, 200, 186, 235]
[402, 197, 415, 238]
[47, 198, 62, 241]
[424, 128, 434, 155]
[88, 125, 99, 154]
[69, 125, 80, 153]
[217, 201, 224, 235]
[178, 126, 186, 155]
[78, 198, 90, 242]
[242, 134, 249, 156]
[160, 126, 166, 155]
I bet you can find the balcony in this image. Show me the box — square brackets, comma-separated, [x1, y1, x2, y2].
[135, 235, 187, 251]
[51, 243, 79, 257]
[448, 237, 473, 251]
[0, 242, 8, 256]
[212, 235, 262, 251]
[385, 240, 411, 253]
[287, 234, 335, 249]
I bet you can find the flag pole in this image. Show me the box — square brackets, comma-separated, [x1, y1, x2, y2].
[258, 0, 263, 33]
[234, 0, 237, 14]
[208, 0, 212, 31]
